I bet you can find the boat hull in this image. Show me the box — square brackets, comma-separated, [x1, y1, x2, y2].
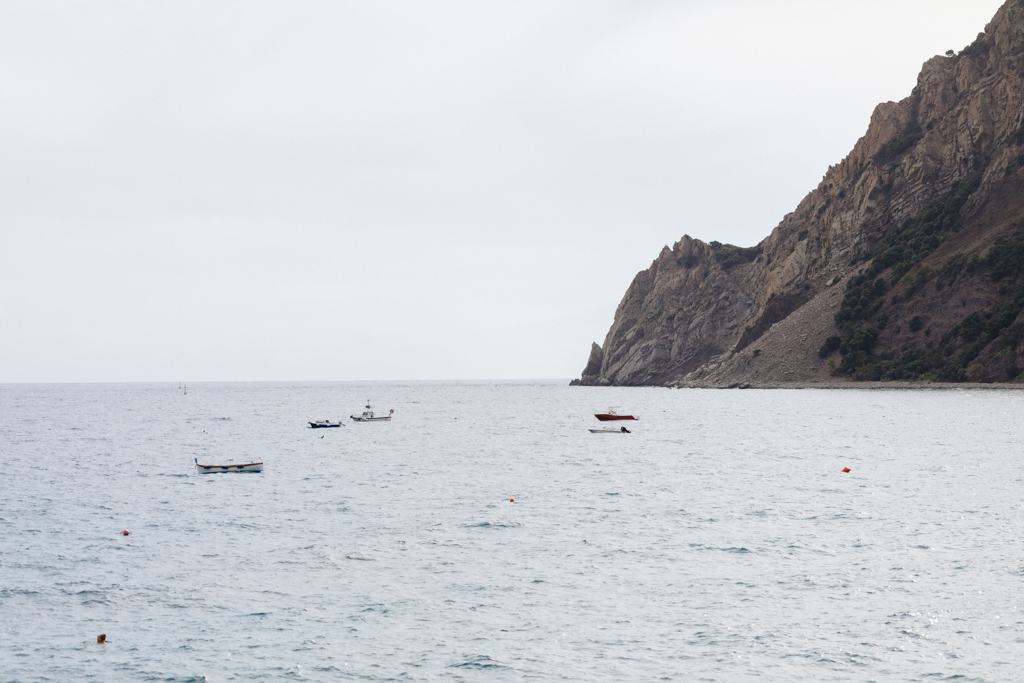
[195, 462, 264, 473]
[594, 414, 637, 421]
[589, 428, 628, 433]
[309, 421, 342, 428]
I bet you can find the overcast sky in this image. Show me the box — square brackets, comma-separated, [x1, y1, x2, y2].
[0, 0, 1005, 382]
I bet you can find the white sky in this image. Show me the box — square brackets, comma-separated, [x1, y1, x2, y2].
[0, 0, 1005, 382]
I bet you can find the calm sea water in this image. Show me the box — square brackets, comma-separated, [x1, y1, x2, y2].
[2, 381, 1024, 682]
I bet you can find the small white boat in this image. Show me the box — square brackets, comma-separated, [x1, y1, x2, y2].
[195, 458, 263, 473]
[589, 427, 632, 434]
[351, 401, 394, 422]
[309, 420, 343, 428]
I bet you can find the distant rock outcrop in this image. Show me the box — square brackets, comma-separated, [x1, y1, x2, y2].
[576, 0, 1024, 387]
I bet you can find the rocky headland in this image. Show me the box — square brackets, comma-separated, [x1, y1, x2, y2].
[574, 0, 1024, 388]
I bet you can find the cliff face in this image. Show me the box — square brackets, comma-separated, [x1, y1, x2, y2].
[575, 0, 1024, 387]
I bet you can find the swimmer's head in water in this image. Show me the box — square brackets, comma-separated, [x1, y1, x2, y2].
[97, 634, 106, 644]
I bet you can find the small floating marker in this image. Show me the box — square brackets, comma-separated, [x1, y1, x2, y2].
[509, 498, 515, 503]
[122, 529, 130, 536]
[842, 467, 851, 473]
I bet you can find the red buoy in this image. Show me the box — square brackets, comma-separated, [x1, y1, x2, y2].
[842, 467, 851, 473]
[509, 498, 514, 503]
[122, 529, 130, 536]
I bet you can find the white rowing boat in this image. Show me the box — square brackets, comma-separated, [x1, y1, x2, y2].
[589, 427, 631, 434]
[195, 458, 263, 473]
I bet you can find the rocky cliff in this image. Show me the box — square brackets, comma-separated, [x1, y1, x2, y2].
[574, 0, 1024, 387]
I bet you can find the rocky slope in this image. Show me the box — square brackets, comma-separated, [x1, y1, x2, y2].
[574, 0, 1024, 387]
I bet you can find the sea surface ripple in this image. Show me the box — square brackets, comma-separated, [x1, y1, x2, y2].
[1, 381, 1023, 681]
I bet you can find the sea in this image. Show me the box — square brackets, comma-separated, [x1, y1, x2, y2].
[1, 381, 1023, 682]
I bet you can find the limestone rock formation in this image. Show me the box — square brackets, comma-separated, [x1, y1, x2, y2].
[576, 0, 1024, 386]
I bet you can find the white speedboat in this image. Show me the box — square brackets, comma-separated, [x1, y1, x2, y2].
[195, 458, 263, 473]
[589, 427, 631, 434]
[351, 401, 394, 422]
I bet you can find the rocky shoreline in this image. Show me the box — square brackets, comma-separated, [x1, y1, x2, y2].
[670, 380, 1024, 390]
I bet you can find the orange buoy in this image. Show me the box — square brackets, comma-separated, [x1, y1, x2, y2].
[842, 467, 851, 473]
[510, 498, 515, 503]
[122, 529, 130, 536]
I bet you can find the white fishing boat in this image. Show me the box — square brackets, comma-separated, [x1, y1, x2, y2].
[194, 458, 263, 473]
[351, 401, 394, 422]
[589, 427, 632, 434]
[309, 420, 343, 428]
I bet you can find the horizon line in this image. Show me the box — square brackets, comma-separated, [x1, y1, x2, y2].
[0, 377, 577, 386]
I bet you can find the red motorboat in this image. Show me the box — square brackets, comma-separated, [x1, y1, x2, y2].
[594, 408, 637, 421]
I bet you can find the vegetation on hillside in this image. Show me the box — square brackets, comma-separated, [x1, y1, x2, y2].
[818, 173, 1024, 381]
[874, 120, 924, 165]
[709, 241, 762, 269]
[865, 173, 982, 283]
